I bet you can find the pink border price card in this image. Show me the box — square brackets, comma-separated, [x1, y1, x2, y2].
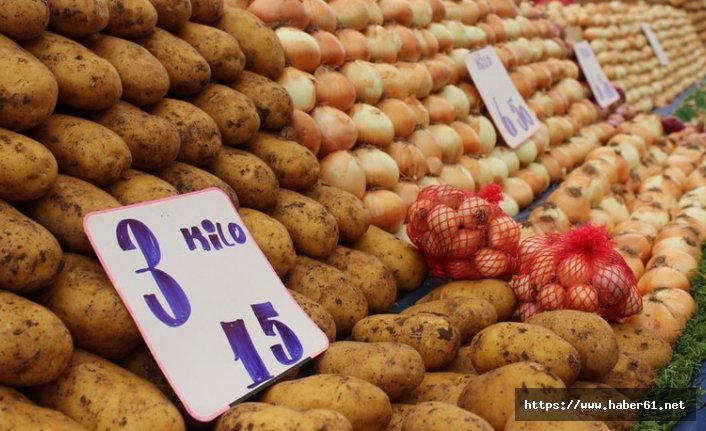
[574, 41, 620, 108]
[465, 46, 541, 149]
[84, 188, 329, 422]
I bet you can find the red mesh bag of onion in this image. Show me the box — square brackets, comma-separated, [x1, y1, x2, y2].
[512, 224, 642, 322]
[406, 184, 520, 280]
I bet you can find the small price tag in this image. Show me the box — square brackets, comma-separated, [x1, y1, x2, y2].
[464, 46, 541, 149]
[641, 23, 669, 66]
[84, 189, 329, 422]
[573, 41, 620, 108]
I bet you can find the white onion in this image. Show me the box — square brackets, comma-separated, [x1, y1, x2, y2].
[515, 139, 538, 167]
[277, 67, 316, 112]
[468, 115, 497, 154]
[348, 103, 395, 147]
[354, 146, 400, 190]
[428, 124, 463, 163]
[340, 61, 383, 104]
[312, 106, 359, 156]
[319, 150, 367, 198]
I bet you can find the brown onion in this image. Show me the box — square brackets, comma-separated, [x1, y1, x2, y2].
[354, 146, 400, 190]
[386, 141, 428, 180]
[379, 0, 413, 26]
[439, 164, 475, 191]
[314, 67, 356, 111]
[374, 63, 410, 99]
[365, 25, 401, 63]
[277, 67, 316, 112]
[329, 0, 371, 30]
[248, 0, 310, 29]
[312, 31, 346, 67]
[377, 98, 417, 138]
[319, 150, 366, 198]
[340, 60, 383, 104]
[312, 106, 358, 156]
[280, 110, 322, 155]
[337, 29, 371, 61]
[276, 27, 321, 72]
[423, 95, 455, 124]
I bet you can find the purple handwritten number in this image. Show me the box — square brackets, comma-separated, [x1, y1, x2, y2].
[221, 320, 273, 388]
[508, 99, 533, 130]
[116, 219, 191, 327]
[252, 302, 303, 365]
[493, 97, 517, 137]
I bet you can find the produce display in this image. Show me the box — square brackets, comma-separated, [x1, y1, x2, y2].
[1, 0, 706, 430]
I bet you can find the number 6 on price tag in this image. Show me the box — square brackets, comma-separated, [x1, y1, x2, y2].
[84, 189, 329, 422]
[465, 46, 541, 149]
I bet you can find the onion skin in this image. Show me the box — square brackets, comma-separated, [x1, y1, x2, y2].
[347, 103, 395, 148]
[312, 106, 359, 156]
[329, 0, 371, 31]
[277, 67, 316, 112]
[379, 0, 413, 26]
[319, 150, 366, 198]
[280, 110, 322, 155]
[248, 0, 311, 29]
[314, 67, 356, 111]
[276, 27, 321, 73]
[302, 0, 337, 32]
[377, 98, 417, 138]
[337, 29, 371, 62]
[364, 189, 407, 232]
[340, 60, 383, 105]
[313, 31, 346, 67]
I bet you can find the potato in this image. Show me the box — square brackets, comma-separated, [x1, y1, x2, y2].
[84, 34, 169, 106]
[148, 98, 222, 167]
[47, 0, 109, 37]
[397, 372, 476, 405]
[401, 401, 493, 431]
[149, 0, 192, 30]
[105, 0, 158, 38]
[213, 7, 285, 79]
[176, 22, 245, 82]
[418, 279, 517, 321]
[352, 225, 427, 292]
[24, 175, 122, 254]
[469, 322, 582, 385]
[0, 128, 58, 202]
[21, 32, 122, 110]
[402, 297, 497, 343]
[528, 310, 619, 380]
[208, 147, 279, 210]
[505, 414, 612, 431]
[269, 190, 339, 258]
[158, 161, 239, 206]
[612, 323, 673, 370]
[231, 71, 293, 129]
[239, 207, 295, 276]
[31, 114, 132, 186]
[288, 289, 336, 341]
[352, 313, 461, 370]
[442, 345, 478, 374]
[191, 0, 224, 23]
[322, 245, 396, 314]
[314, 341, 426, 400]
[387, 404, 416, 431]
[33, 350, 185, 430]
[0, 0, 49, 39]
[303, 181, 370, 243]
[0, 386, 86, 430]
[285, 256, 367, 336]
[0, 35, 57, 131]
[216, 403, 353, 431]
[0, 291, 73, 386]
[137, 27, 211, 95]
[244, 133, 318, 190]
[458, 362, 566, 431]
[90, 101, 181, 172]
[34, 253, 141, 360]
[107, 169, 179, 205]
[189, 84, 260, 146]
[260, 374, 392, 431]
[598, 352, 655, 399]
[0, 200, 63, 293]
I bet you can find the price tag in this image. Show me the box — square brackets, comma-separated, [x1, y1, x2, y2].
[641, 23, 669, 66]
[84, 189, 329, 422]
[573, 41, 620, 108]
[464, 46, 541, 149]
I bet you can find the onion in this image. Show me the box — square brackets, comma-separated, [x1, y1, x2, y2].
[277, 67, 316, 112]
[429, 22, 454, 52]
[276, 27, 321, 72]
[439, 85, 471, 120]
[397, 63, 433, 99]
[652, 236, 701, 261]
[248, 0, 310, 29]
[374, 63, 410, 99]
[547, 185, 590, 224]
[386, 141, 428, 180]
[491, 147, 520, 176]
[448, 49, 471, 81]
[424, 59, 452, 92]
[426, 158, 442, 176]
[405, 97, 430, 128]
[364, 189, 407, 232]
[340, 61, 383, 104]
[347, 103, 395, 147]
[379, 0, 413, 26]
[354, 146, 400, 190]
[486, 156, 509, 182]
[529, 202, 571, 232]
[418, 175, 443, 187]
[468, 115, 496, 154]
[409, 129, 441, 159]
[410, 0, 433, 27]
[302, 0, 337, 32]
[465, 25, 488, 49]
[415, 29, 439, 58]
[499, 193, 519, 217]
[439, 164, 475, 191]
[457, 83, 482, 113]
[450, 121, 480, 154]
[280, 110, 322, 155]
[328, 0, 370, 31]
[388, 24, 421, 62]
[312, 31, 346, 67]
[598, 196, 629, 225]
[362, 0, 383, 24]
[434, 53, 460, 85]
[365, 25, 401, 63]
[515, 140, 538, 167]
[313, 67, 356, 112]
[613, 233, 652, 263]
[458, 0, 480, 24]
[445, 20, 472, 50]
[377, 98, 417, 138]
[503, 177, 534, 208]
[647, 249, 697, 278]
[589, 208, 615, 231]
[459, 156, 492, 188]
[337, 29, 371, 61]
[423, 95, 455, 124]
[424, 0, 446, 22]
[319, 151, 366, 198]
[443, 1, 461, 20]
[394, 181, 422, 210]
[638, 267, 691, 294]
[515, 167, 546, 196]
[312, 106, 358, 156]
[537, 154, 563, 183]
[656, 223, 702, 245]
[428, 124, 463, 163]
[477, 22, 496, 45]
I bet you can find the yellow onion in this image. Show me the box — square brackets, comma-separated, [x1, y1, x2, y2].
[414, 29, 439, 58]
[547, 185, 590, 224]
[354, 146, 400, 190]
[647, 249, 697, 279]
[613, 233, 652, 264]
[439, 164, 475, 191]
[459, 156, 492, 189]
[423, 95, 455, 124]
[502, 177, 534, 208]
[365, 25, 401, 63]
[374, 63, 410, 99]
[409, 129, 442, 160]
[652, 236, 702, 261]
[589, 208, 615, 232]
[486, 156, 509, 183]
[516, 165, 548, 196]
[279, 110, 321, 156]
[638, 267, 691, 294]
[314, 67, 356, 111]
[439, 85, 471, 120]
[337, 29, 371, 61]
[386, 141, 428, 180]
[364, 189, 407, 232]
[388, 24, 422, 62]
[377, 98, 418, 138]
[276, 27, 321, 73]
[361, 0, 383, 24]
[499, 193, 519, 217]
[434, 53, 460, 85]
[397, 63, 433, 100]
[428, 22, 454, 52]
[302, 0, 337, 32]
[312, 106, 358, 156]
[450, 121, 480, 154]
[424, 59, 452, 92]
[428, 124, 463, 163]
[409, 0, 433, 27]
[248, 0, 311, 29]
[394, 181, 422, 211]
[379, 0, 413, 26]
[528, 202, 571, 232]
[277, 67, 316, 112]
[329, 0, 371, 31]
[340, 60, 383, 104]
[467, 115, 496, 154]
[312, 31, 346, 67]
[348, 103, 395, 147]
[319, 150, 366, 198]
[598, 196, 629, 225]
[418, 175, 443, 187]
[449, 49, 471, 81]
[405, 97, 431, 128]
[491, 146, 520, 176]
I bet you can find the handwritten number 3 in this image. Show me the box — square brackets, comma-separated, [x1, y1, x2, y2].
[116, 219, 192, 327]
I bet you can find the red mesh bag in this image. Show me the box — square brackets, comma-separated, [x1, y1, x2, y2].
[511, 224, 642, 321]
[407, 184, 520, 280]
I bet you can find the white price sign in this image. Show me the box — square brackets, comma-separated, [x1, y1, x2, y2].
[84, 189, 329, 422]
[464, 46, 541, 149]
[574, 41, 620, 108]
[641, 23, 669, 66]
